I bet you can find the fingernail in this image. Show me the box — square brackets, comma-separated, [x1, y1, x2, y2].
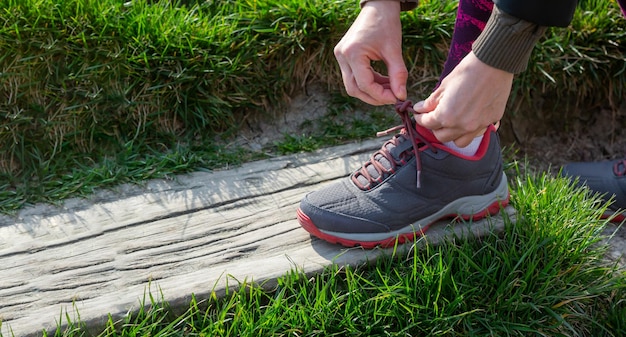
[398, 85, 407, 100]
[413, 101, 424, 110]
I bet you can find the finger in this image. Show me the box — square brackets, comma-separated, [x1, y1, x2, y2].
[336, 57, 385, 105]
[353, 56, 397, 104]
[451, 133, 475, 148]
[385, 57, 408, 101]
[439, 127, 488, 147]
[372, 71, 390, 87]
[429, 127, 459, 144]
[347, 76, 387, 105]
[456, 127, 489, 147]
[413, 110, 444, 130]
[413, 95, 439, 113]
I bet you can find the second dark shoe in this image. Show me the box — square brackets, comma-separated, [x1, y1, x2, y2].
[561, 158, 626, 222]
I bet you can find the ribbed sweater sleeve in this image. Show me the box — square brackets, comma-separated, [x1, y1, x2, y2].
[472, 5, 547, 74]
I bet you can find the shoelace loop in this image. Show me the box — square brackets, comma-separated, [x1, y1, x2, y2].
[614, 159, 626, 176]
[352, 100, 435, 190]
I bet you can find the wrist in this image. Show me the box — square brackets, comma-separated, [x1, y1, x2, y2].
[360, 0, 418, 12]
[359, 0, 402, 20]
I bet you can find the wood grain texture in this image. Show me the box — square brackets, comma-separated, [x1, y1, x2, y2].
[0, 139, 514, 337]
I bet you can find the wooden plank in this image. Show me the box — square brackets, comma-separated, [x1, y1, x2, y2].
[0, 139, 514, 337]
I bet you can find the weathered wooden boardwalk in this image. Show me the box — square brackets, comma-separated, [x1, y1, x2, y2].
[0, 139, 514, 337]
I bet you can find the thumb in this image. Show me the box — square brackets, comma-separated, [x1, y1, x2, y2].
[385, 56, 408, 101]
[413, 109, 441, 130]
[413, 95, 438, 113]
[413, 94, 442, 130]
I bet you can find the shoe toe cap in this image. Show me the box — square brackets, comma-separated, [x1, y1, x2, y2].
[299, 186, 390, 235]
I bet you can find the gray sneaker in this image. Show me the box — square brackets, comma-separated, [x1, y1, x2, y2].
[297, 101, 509, 248]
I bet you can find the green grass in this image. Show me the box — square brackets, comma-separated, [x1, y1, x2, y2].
[0, 1, 625, 332]
[1, 0, 625, 214]
[8, 172, 622, 337]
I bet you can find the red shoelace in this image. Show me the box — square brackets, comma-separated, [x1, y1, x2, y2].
[352, 100, 436, 189]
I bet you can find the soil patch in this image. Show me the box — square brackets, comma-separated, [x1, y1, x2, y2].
[501, 100, 626, 173]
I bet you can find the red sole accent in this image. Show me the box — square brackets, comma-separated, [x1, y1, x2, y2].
[297, 208, 429, 249]
[297, 193, 511, 249]
[601, 211, 625, 223]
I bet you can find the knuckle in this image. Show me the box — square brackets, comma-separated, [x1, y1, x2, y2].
[333, 44, 343, 58]
[464, 120, 481, 133]
[433, 114, 449, 128]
